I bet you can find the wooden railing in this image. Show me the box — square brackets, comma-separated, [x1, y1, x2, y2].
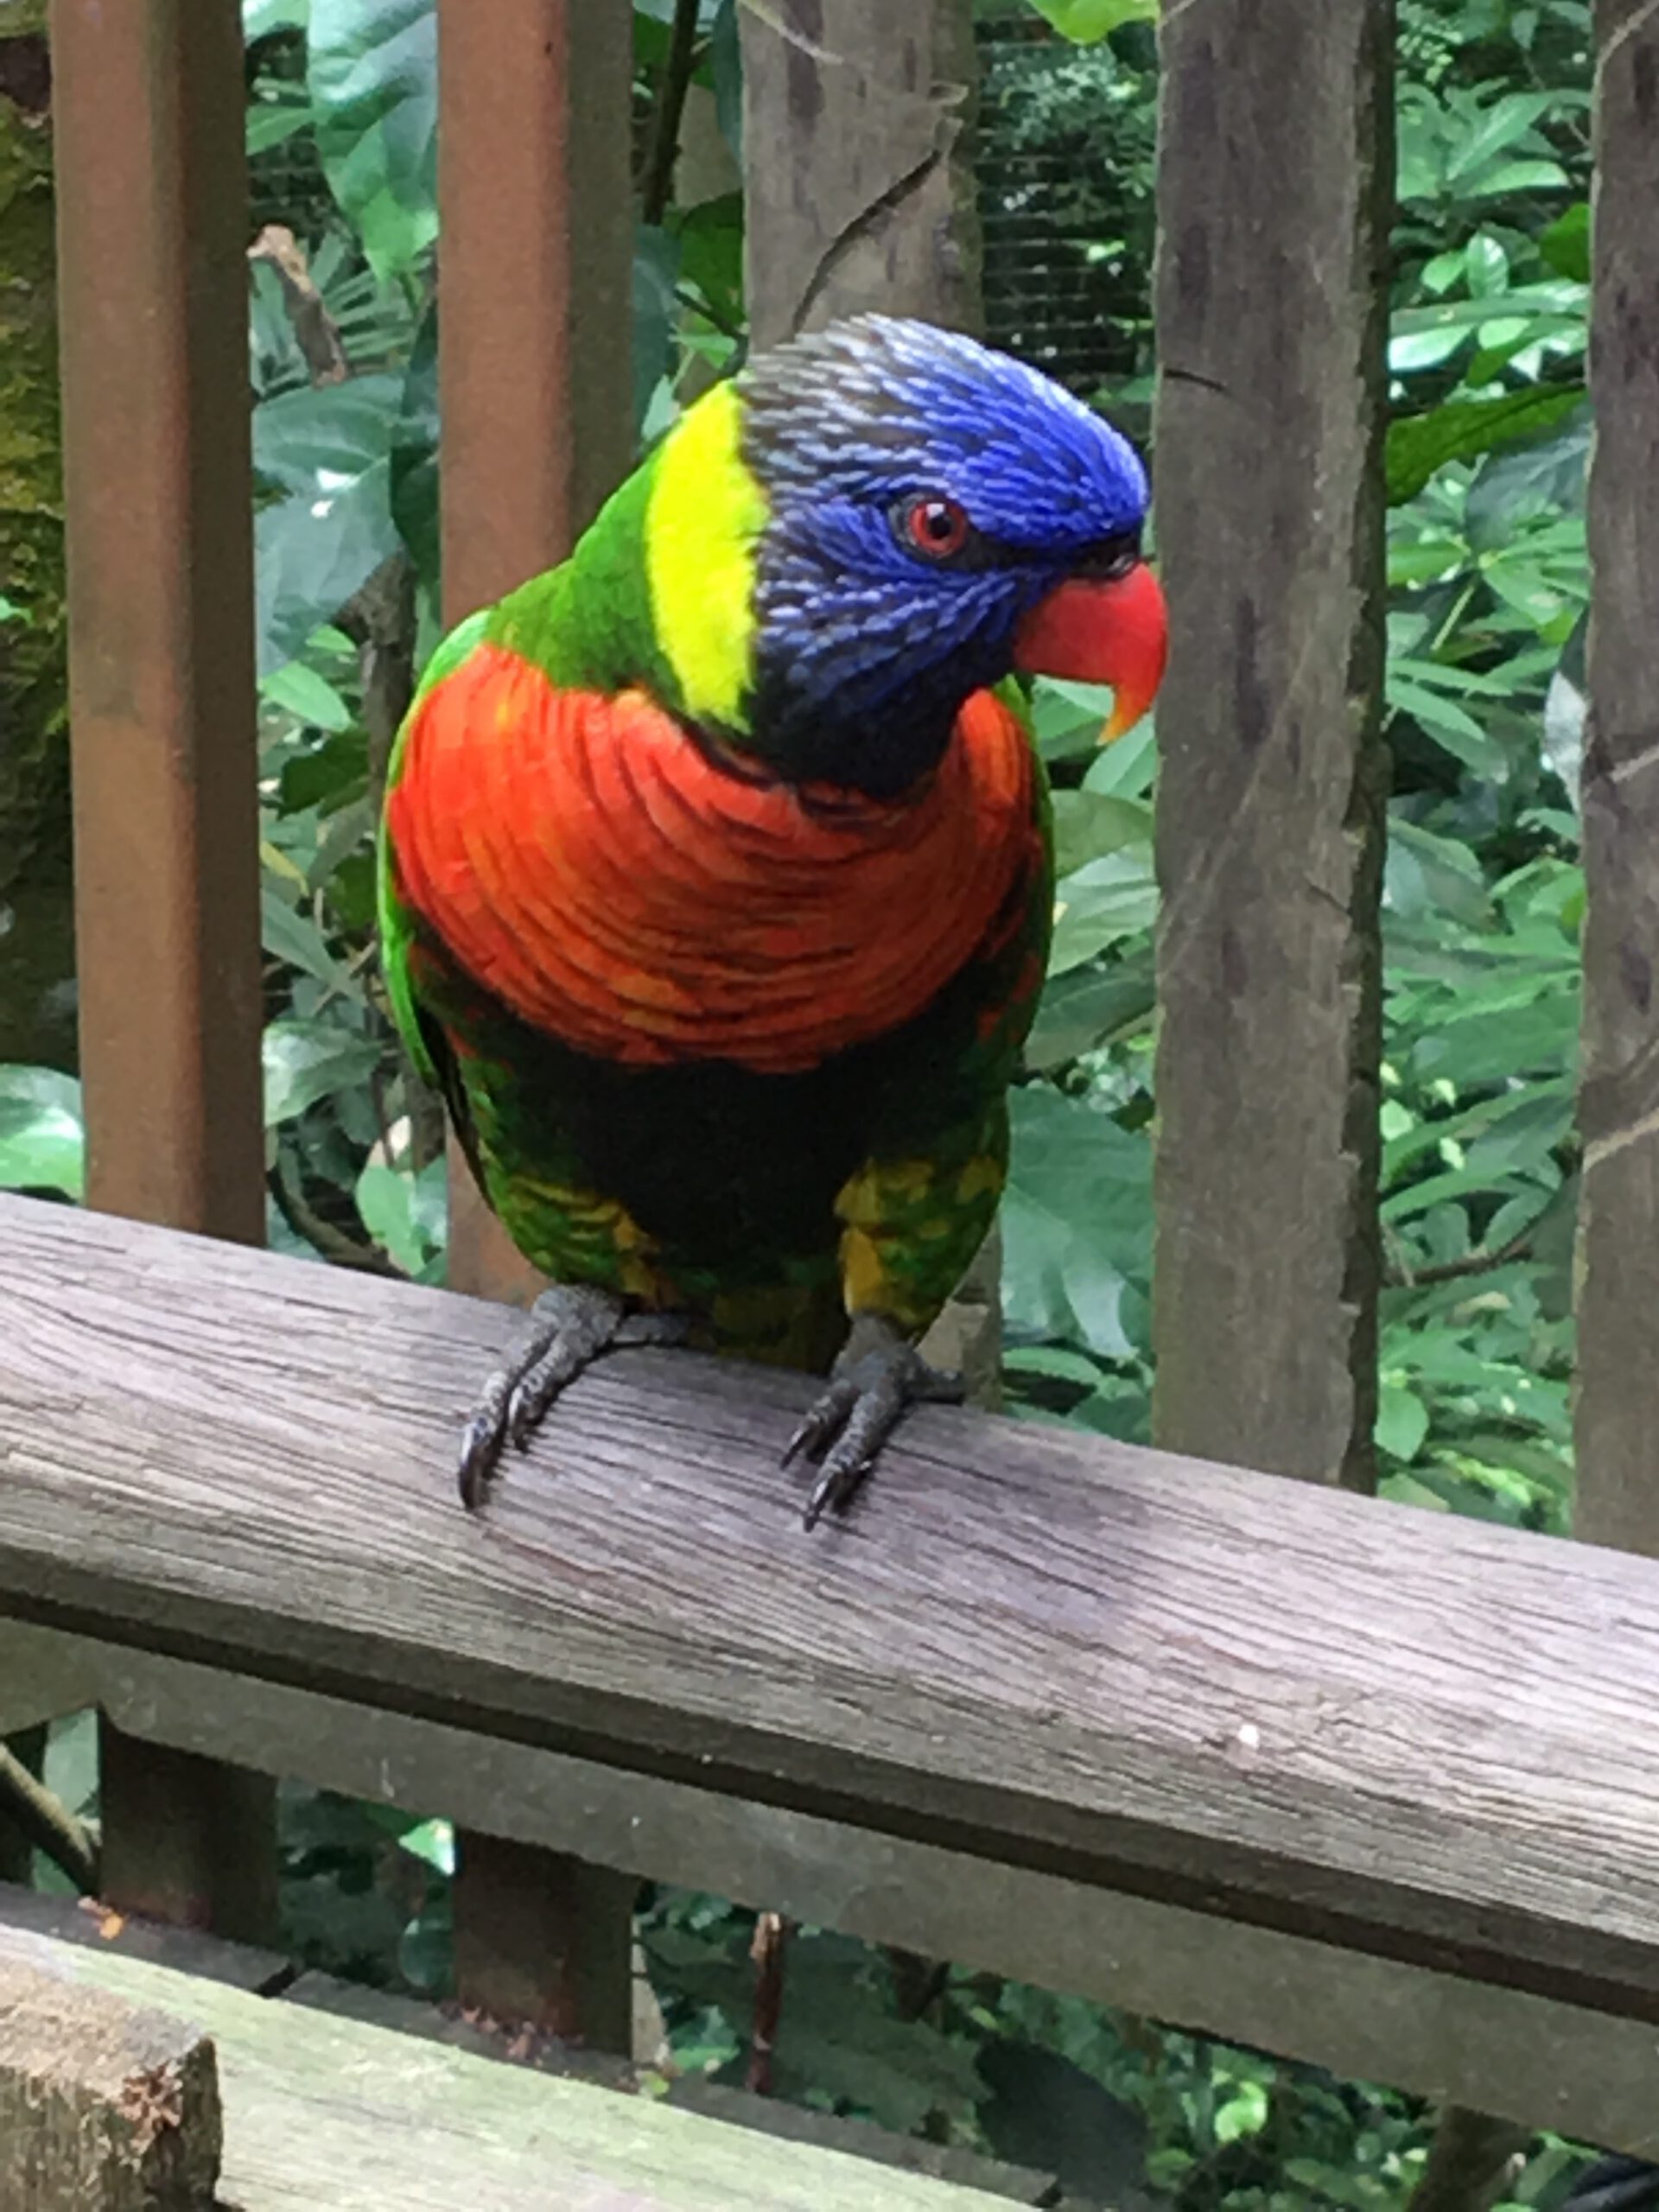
[4, 1190, 1659, 2154]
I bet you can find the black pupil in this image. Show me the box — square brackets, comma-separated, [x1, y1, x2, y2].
[919, 502, 957, 543]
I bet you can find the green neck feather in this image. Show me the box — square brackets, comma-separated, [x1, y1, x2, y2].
[486, 383, 770, 734]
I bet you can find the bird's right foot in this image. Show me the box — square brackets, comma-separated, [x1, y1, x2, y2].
[458, 1285, 688, 1508]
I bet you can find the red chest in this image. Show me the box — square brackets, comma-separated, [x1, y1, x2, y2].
[387, 643, 1039, 1073]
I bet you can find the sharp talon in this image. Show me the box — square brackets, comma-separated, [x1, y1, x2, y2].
[457, 1416, 504, 1510]
[787, 1319, 954, 1529]
[803, 1452, 874, 1531]
[455, 1287, 684, 1503]
[784, 1378, 859, 1468]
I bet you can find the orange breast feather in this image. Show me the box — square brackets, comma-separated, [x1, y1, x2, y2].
[387, 642, 1037, 1074]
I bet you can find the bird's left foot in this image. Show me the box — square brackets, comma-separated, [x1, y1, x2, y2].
[782, 1314, 963, 1530]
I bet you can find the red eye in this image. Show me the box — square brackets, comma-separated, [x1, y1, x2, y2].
[901, 494, 971, 560]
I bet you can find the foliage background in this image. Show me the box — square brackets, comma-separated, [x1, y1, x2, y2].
[0, 0, 1610, 2203]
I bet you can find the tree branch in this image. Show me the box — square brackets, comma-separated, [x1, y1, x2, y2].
[639, 0, 702, 226]
[0, 1739, 99, 1893]
[248, 223, 349, 385]
[1385, 1225, 1536, 1292]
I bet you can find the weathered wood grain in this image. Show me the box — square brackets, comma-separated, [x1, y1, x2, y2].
[277, 1971, 1058, 2202]
[0, 1952, 222, 2208]
[0, 1927, 1014, 2211]
[741, 0, 982, 348]
[434, 0, 641, 2037]
[6, 1202, 1659, 2007]
[1574, 0, 1659, 1552]
[1150, 0, 1393, 1491]
[0, 1878, 289, 1996]
[8, 1621, 1659, 2154]
[50, 0, 280, 1947]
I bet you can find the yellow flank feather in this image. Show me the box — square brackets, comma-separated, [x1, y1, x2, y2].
[645, 381, 770, 730]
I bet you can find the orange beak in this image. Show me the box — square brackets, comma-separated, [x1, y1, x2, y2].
[1011, 561, 1169, 741]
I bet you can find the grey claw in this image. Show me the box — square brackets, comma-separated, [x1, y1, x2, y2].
[458, 1285, 681, 1506]
[804, 1451, 874, 1531]
[785, 1319, 963, 1529]
[782, 1378, 859, 1468]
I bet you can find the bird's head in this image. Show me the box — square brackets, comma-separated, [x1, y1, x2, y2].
[641, 315, 1167, 797]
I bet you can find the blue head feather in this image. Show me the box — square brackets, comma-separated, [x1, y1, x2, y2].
[737, 315, 1150, 794]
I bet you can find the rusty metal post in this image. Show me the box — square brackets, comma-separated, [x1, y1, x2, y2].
[52, 0, 276, 1941]
[435, 0, 639, 2044]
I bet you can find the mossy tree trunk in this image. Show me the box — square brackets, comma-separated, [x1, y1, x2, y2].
[0, 2, 73, 1071]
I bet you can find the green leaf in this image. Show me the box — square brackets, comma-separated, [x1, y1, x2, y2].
[308, 0, 438, 283]
[1049, 790, 1152, 878]
[1024, 957, 1155, 1072]
[1465, 403, 1592, 549]
[1385, 385, 1586, 505]
[260, 660, 355, 733]
[977, 2039, 1150, 2202]
[253, 377, 404, 674]
[391, 303, 440, 594]
[1442, 90, 1559, 184]
[357, 1160, 427, 1274]
[246, 88, 313, 156]
[395, 1816, 455, 1876]
[1376, 1385, 1430, 1464]
[1386, 674, 1506, 777]
[1024, 0, 1156, 40]
[245, 0, 308, 37]
[0, 1067, 84, 1198]
[1002, 1084, 1152, 1359]
[261, 891, 356, 991]
[634, 225, 682, 433]
[264, 1019, 385, 1125]
[1050, 849, 1159, 974]
[1541, 201, 1590, 283]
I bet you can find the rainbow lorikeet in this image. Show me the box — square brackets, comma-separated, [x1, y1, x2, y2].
[378, 315, 1166, 1527]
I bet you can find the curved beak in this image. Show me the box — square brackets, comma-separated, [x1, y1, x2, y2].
[1012, 561, 1169, 741]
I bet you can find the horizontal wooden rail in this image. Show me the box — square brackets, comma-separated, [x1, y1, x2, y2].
[2, 1193, 1659, 2028]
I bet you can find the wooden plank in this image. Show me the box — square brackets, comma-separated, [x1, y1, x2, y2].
[0, 1951, 222, 2208]
[97, 1726, 277, 1947]
[1150, 0, 1393, 1490]
[5, 1202, 1659, 2019]
[9, 1620, 1659, 2155]
[0, 1879, 289, 1995]
[279, 1972, 1058, 2202]
[741, 0, 982, 347]
[0, 1926, 1015, 2210]
[1573, 0, 1659, 1551]
[433, 0, 639, 2040]
[50, 0, 278, 1940]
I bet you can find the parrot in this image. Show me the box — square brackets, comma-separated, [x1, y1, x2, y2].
[377, 314, 1167, 1529]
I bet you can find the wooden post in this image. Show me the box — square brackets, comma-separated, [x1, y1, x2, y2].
[741, 0, 982, 349]
[1150, 0, 1394, 1492]
[434, 0, 638, 2044]
[51, 0, 277, 1942]
[1573, 0, 1659, 1554]
[0, 1955, 222, 2209]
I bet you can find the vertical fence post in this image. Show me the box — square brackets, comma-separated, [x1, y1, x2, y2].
[741, 0, 982, 348]
[435, 0, 638, 2047]
[51, 0, 276, 1941]
[1573, 0, 1659, 1554]
[1150, 0, 1394, 1494]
